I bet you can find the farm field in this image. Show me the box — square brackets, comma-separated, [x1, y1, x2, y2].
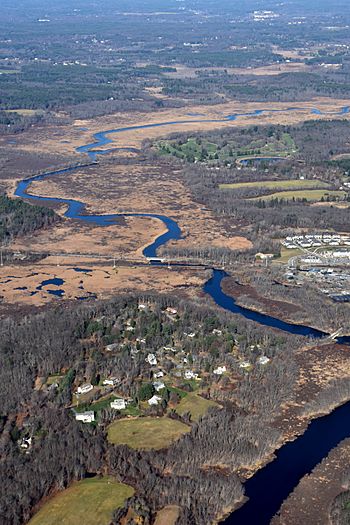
[219, 179, 330, 191]
[107, 416, 191, 450]
[251, 189, 346, 202]
[175, 393, 219, 421]
[28, 477, 134, 525]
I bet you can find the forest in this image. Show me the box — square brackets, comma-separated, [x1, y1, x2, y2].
[0, 292, 304, 524]
[0, 194, 59, 243]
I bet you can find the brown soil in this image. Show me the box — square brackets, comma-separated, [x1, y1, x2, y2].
[271, 439, 350, 525]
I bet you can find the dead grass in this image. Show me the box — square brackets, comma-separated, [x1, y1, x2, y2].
[107, 416, 191, 450]
[154, 505, 181, 525]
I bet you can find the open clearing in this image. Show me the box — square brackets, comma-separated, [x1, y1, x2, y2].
[175, 393, 219, 421]
[219, 180, 330, 191]
[154, 505, 181, 525]
[107, 416, 191, 450]
[251, 189, 346, 202]
[28, 477, 134, 525]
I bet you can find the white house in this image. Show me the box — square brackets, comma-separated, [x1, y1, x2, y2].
[166, 307, 178, 315]
[153, 371, 164, 379]
[75, 411, 95, 423]
[212, 329, 223, 335]
[103, 377, 118, 387]
[213, 366, 227, 375]
[184, 370, 198, 380]
[147, 353, 157, 366]
[20, 437, 32, 449]
[110, 398, 126, 410]
[77, 383, 93, 395]
[239, 361, 251, 369]
[257, 356, 270, 365]
[153, 381, 165, 392]
[148, 395, 162, 406]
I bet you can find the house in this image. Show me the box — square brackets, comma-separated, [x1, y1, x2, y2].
[212, 329, 222, 335]
[148, 395, 162, 406]
[184, 370, 198, 380]
[138, 303, 146, 310]
[239, 361, 251, 369]
[147, 353, 157, 366]
[75, 411, 95, 423]
[77, 383, 93, 395]
[20, 437, 32, 449]
[153, 381, 165, 392]
[213, 366, 227, 375]
[110, 398, 126, 410]
[106, 343, 119, 352]
[103, 377, 118, 387]
[257, 356, 270, 365]
[153, 371, 164, 379]
[166, 307, 178, 315]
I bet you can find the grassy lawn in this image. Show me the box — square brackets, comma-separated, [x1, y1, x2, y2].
[276, 247, 304, 264]
[156, 132, 296, 164]
[219, 180, 330, 191]
[251, 189, 346, 202]
[28, 477, 134, 525]
[46, 374, 63, 385]
[175, 393, 219, 421]
[5, 108, 43, 115]
[107, 416, 190, 450]
[0, 70, 18, 75]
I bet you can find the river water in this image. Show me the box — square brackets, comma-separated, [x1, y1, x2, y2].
[14, 104, 350, 524]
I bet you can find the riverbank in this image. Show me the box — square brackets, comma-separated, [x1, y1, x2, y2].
[221, 275, 336, 335]
[271, 438, 350, 525]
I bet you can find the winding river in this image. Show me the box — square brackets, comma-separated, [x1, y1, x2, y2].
[14, 104, 350, 524]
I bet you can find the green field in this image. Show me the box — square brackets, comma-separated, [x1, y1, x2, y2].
[219, 179, 330, 191]
[5, 108, 43, 116]
[277, 247, 304, 264]
[156, 132, 296, 164]
[252, 189, 346, 202]
[175, 393, 219, 421]
[28, 477, 134, 525]
[107, 416, 190, 450]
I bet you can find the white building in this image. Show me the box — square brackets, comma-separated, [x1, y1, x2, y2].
[153, 371, 164, 379]
[166, 307, 178, 315]
[153, 381, 165, 392]
[110, 398, 126, 410]
[239, 361, 251, 369]
[75, 411, 95, 423]
[213, 366, 227, 375]
[77, 383, 93, 395]
[148, 395, 162, 406]
[103, 377, 118, 387]
[147, 353, 157, 366]
[257, 356, 270, 365]
[184, 370, 198, 380]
